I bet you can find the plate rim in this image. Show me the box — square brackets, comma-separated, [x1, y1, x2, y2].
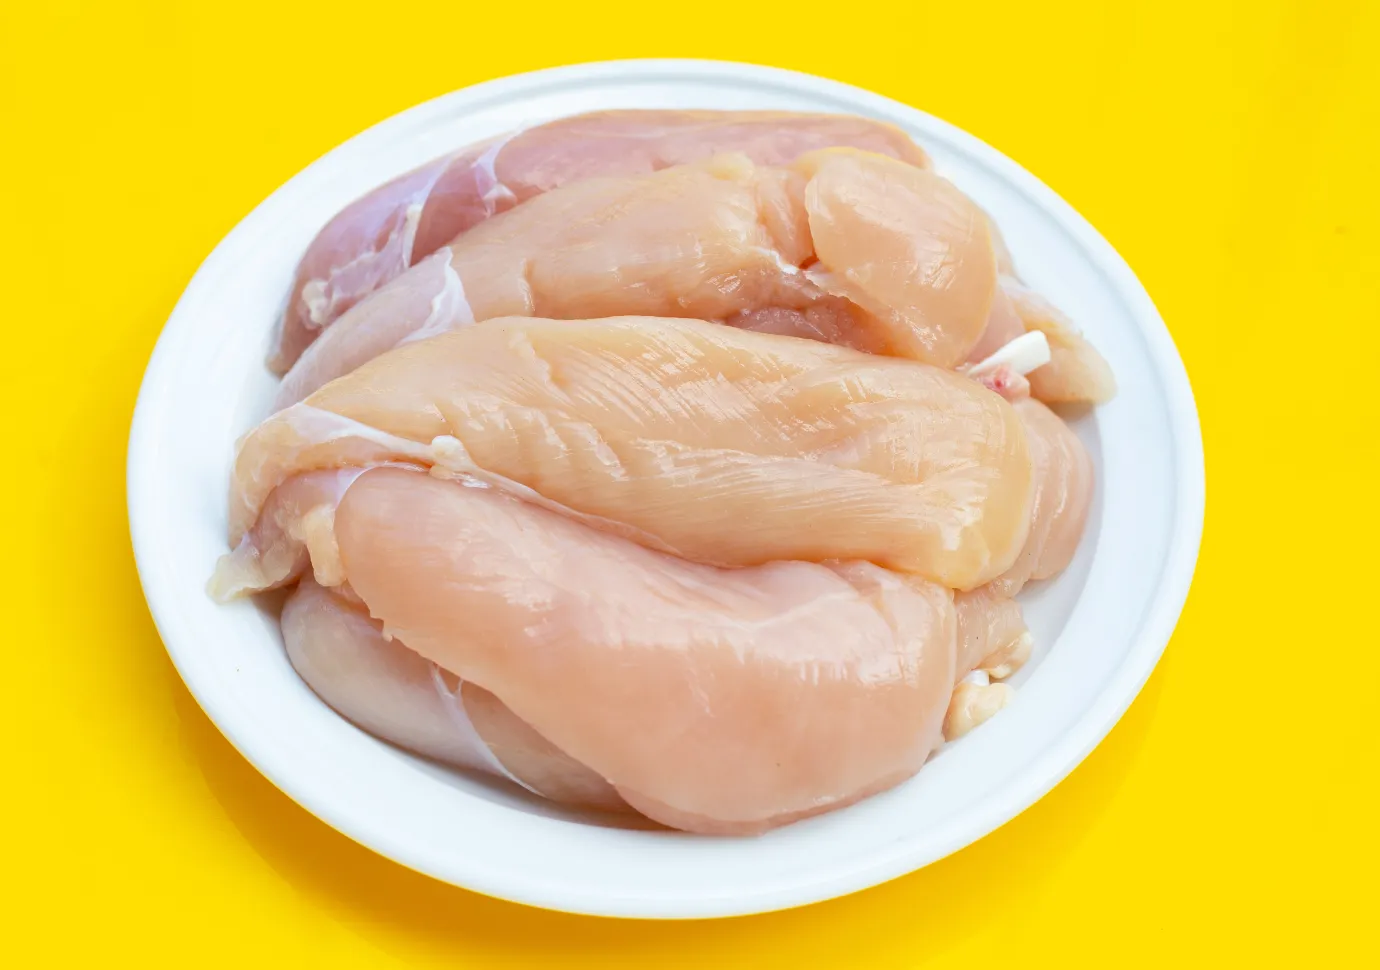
[127, 57, 1205, 919]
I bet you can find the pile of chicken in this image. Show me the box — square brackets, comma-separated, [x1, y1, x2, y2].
[212, 110, 1116, 834]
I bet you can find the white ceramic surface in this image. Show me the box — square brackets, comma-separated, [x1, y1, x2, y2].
[127, 59, 1204, 919]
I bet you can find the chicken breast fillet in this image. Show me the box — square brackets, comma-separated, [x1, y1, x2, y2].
[227, 316, 1033, 592]
[333, 468, 958, 833]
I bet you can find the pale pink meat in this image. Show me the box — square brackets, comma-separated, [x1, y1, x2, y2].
[334, 468, 958, 834]
[227, 468, 991, 826]
[735, 269, 1024, 367]
[791, 148, 997, 365]
[938, 393, 1092, 706]
[1002, 277, 1118, 404]
[210, 107, 1121, 832]
[224, 471, 1031, 825]
[274, 150, 997, 408]
[954, 586, 1031, 678]
[941, 394, 1092, 698]
[282, 579, 629, 812]
[231, 316, 1034, 591]
[965, 285, 1027, 365]
[989, 397, 1095, 597]
[269, 155, 454, 373]
[273, 110, 930, 373]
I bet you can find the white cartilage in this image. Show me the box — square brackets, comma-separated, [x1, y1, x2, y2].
[943, 680, 1015, 741]
[981, 631, 1033, 681]
[300, 278, 331, 328]
[965, 330, 1051, 379]
[757, 247, 804, 276]
[428, 666, 543, 795]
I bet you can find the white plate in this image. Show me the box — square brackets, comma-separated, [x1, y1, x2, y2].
[127, 59, 1204, 919]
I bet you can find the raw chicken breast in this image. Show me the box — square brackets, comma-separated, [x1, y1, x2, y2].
[791, 148, 998, 365]
[955, 586, 1031, 677]
[1002, 277, 1117, 404]
[282, 579, 627, 812]
[933, 397, 1092, 740]
[275, 150, 997, 407]
[227, 470, 1017, 819]
[273, 110, 930, 372]
[231, 316, 1033, 590]
[334, 468, 958, 834]
[989, 397, 1095, 596]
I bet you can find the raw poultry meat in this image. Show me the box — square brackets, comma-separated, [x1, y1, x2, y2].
[285, 558, 1041, 815]
[966, 206, 1116, 407]
[936, 384, 1095, 738]
[955, 586, 1032, 678]
[272, 110, 930, 372]
[989, 397, 1095, 596]
[223, 360, 1098, 820]
[1003, 278, 1118, 404]
[218, 321, 1094, 836]
[279, 502, 1042, 815]
[263, 485, 1025, 821]
[273, 149, 998, 407]
[282, 578, 628, 812]
[215, 320, 1083, 822]
[332, 467, 957, 834]
[209, 106, 1119, 835]
[217, 341, 1099, 819]
[226, 316, 1033, 593]
[208, 468, 363, 601]
[234, 453, 1059, 814]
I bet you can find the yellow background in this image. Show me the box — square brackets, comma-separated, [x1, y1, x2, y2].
[2, 1, 1375, 965]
